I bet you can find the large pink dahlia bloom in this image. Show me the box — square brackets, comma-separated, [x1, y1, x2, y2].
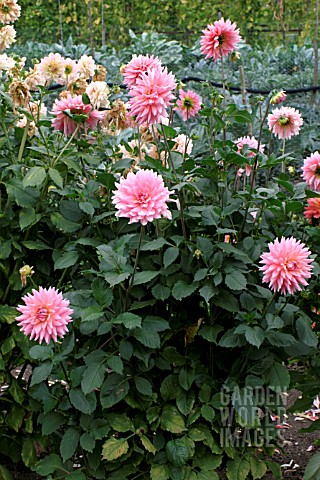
[200, 18, 241, 61]
[259, 237, 313, 295]
[267, 106, 303, 140]
[112, 169, 172, 225]
[128, 66, 176, 125]
[51, 93, 105, 136]
[304, 198, 320, 220]
[16, 287, 73, 344]
[176, 89, 201, 121]
[122, 54, 162, 87]
[302, 152, 320, 192]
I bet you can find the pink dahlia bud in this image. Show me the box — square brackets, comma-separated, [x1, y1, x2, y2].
[267, 106, 303, 140]
[259, 237, 314, 295]
[302, 152, 320, 192]
[16, 287, 73, 344]
[270, 90, 287, 105]
[200, 18, 241, 61]
[112, 169, 172, 225]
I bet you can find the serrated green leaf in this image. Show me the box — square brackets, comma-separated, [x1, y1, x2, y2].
[141, 237, 169, 251]
[107, 355, 124, 375]
[140, 435, 157, 454]
[51, 212, 81, 233]
[250, 456, 267, 479]
[21, 438, 37, 468]
[79, 201, 95, 216]
[226, 457, 251, 480]
[41, 412, 65, 435]
[163, 247, 180, 269]
[108, 413, 134, 432]
[296, 316, 318, 348]
[54, 250, 79, 270]
[0, 465, 13, 480]
[60, 428, 80, 462]
[152, 284, 171, 300]
[225, 271, 247, 290]
[69, 389, 97, 414]
[92, 278, 113, 308]
[33, 453, 64, 476]
[135, 376, 153, 396]
[100, 373, 129, 408]
[132, 270, 159, 285]
[150, 464, 170, 480]
[48, 167, 63, 188]
[112, 312, 142, 329]
[80, 433, 95, 453]
[30, 362, 53, 387]
[81, 362, 106, 395]
[265, 362, 290, 393]
[172, 280, 198, 300]
[101, 437, 129, 461]
[29, 345, 53, 361]
[22, 166, 46, 188]
[161, 405, 186, 433]
[166, 439, 190, 466]
[176, 390, 195, 416]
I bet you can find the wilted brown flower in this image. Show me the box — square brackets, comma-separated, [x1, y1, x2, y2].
[102, 99, 130, 134]
[67, 77, 87, 95]
[9, 80, 31, 110]
[93, 64, 107, 82]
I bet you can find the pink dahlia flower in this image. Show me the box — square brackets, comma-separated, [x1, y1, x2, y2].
[175, 89, 201, 121]
[112, 169, 172, 225]
[122, 54, 162, 87]
[304, 198, 320, 220]
[259, 237, 314, 295]
[267, 106, 303, 140]
[200, 18, 241, 61]
[128, 66, 176, 125]
[51, 93, 105, 136]
[235, 135, 265, 157]
[302, 152, 320, 191]
[16, 287, 73, 344]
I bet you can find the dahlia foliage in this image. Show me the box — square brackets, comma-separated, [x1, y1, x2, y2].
[2, 6, 320, 480]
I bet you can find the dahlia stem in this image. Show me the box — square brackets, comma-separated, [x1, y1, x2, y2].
[160, 123, 176, 174]
[17, 120, 30, 162]
[125, 226, 143, 310]
[281, 139, 286, 173]
[261, 291, 278, 318]
[53, 123, 81, 167]
[239, 99, 271, 237]
[1, 117, 15, 164]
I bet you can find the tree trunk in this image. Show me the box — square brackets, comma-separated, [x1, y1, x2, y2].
[87, 0, 95, 58]
[101, 0, 106, 47]
[58, 0, 64, 46]
[311, 0, 319, 105]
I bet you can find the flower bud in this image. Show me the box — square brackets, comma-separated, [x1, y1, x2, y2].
[230, 51, 241, 62]
[271, 90, 287, 105]
[19, 265, 34, 287]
